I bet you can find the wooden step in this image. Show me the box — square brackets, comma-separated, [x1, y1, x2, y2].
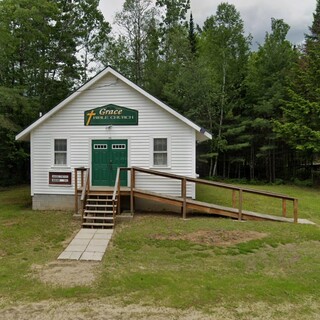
[88, 193, 113, 197]
[87, 198, 117, 202]
[83, 190, 118, 228]
[85, 204, 113, 208]
[82, 222, 114, 227]
[84, 210, 113, 214]
[83, 215, 113, 220]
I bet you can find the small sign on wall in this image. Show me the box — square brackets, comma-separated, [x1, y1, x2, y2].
[49, 172, 72, 185]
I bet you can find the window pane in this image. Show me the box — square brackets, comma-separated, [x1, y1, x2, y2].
[154, 153, 167, 166]
[154, 138, 167, 152]
[55, 153, 67, 165]
[55, 139, 67, 152]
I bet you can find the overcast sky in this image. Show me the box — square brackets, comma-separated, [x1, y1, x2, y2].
[98, 0, 317, 49]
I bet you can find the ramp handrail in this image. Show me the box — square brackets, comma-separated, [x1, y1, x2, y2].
[121, 166, 298, 223]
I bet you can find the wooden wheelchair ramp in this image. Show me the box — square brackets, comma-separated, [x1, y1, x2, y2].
[133, 188, 312, 224]
[75, 166, 314, 226]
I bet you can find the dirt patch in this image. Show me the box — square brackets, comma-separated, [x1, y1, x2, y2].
[0, 300, 214, 320]
[2, 220, 19, 227]
[152, 230, 267, 246]
[1, 298, 320, 320]
[31, 261, 100, 287]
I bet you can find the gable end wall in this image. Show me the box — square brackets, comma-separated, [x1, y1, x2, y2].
[31, 74, 196, 203]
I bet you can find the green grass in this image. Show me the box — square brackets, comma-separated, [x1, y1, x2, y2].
[0, 184, 319, 318]
[0, 186, 80, 301]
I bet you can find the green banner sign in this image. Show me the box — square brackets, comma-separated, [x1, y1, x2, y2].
[84, 104, 138, 126]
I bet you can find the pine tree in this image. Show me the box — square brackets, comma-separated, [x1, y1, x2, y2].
[274, 1, 320, 176]
[245, 18, 296, 181]
[188, 13, 197, 56]
[200, 3, 251, 177]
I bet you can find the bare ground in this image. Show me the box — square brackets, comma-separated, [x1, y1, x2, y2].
[30, 260, 101, 287]
[1, 298, 319, 320]
[152, 229, 267, 246]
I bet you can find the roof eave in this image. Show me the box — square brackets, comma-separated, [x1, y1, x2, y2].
[15, 67, 114, 142]
[15, 66, 213, 142]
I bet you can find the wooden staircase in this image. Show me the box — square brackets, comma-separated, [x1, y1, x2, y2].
[82, 192, 116, 229]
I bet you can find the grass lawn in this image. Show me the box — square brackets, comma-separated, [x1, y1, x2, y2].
[0, 184, 319, 319]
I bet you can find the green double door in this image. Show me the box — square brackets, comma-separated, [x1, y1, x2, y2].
[91, 139, 128, 186]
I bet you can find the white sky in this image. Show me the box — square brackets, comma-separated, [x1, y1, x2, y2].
[98, 0, 316, 48]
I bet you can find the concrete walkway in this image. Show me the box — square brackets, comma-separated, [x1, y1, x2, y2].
[58, 228, 113, 261]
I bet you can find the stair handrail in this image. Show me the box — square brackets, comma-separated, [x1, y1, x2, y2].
[80, 168, 90, 221]
[112, 167, 122, 221]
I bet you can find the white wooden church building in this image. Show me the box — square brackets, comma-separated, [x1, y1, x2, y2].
[16, 66, 212, 211]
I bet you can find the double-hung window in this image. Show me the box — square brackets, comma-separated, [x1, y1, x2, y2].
[54, 139, 67, 166]
[153, 138, 167, 166]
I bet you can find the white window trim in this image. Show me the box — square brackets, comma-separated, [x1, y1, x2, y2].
[150, 136, 171, 169]
[51, 137, 70, 168]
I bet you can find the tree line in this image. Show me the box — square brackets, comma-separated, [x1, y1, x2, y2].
[0, 0, 319, 186]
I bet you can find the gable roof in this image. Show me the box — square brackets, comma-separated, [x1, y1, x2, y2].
[16, 66, 212, 141]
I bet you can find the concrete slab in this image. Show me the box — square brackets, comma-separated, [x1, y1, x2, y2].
[80, 251, 105, 261]
[74, 233, 95, 240]
[92, 252, 105, 261]
[75, 229, 95, 237]
[89, 239, 110, 246]
[57, 251, 72, 260]
[58, 228, 114, 261]
[86, 245, 108, 253]
[64, 244, 88, 252]
[69, 239, 89, 246]
[80, 252, 94, 261]
[69, 251, 83, 260]
[95, 229, 113, 234]
[94, 233, 113, 240]
[78, 229, 97, 234]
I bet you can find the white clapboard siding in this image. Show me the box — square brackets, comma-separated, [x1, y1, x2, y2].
[31, 73, 197, 198]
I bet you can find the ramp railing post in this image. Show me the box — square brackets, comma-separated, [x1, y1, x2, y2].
[74, 168, 78, 214]
[232, 189, 237, 208]
[238, 189, 243, 221]
[293, 199, 298, 223]
[282, 199, 287, 217]
[181, 178, 187, 219]
[130, 168, 135, 214]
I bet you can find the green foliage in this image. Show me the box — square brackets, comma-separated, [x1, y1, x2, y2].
[275, 0, 320, 167]
[0, 0, 110, 186]
[1, 0, 320, 186]
[107, 0, 318, 182]
[198, 3, 251, 176]
[274, 90, 320, 153]
[73, 0, 111, 81]
[112, 0, 156, 85]
[0, 87, 37, 185]
[156, 0, 190, 27]
[243, 18, 296, 181]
